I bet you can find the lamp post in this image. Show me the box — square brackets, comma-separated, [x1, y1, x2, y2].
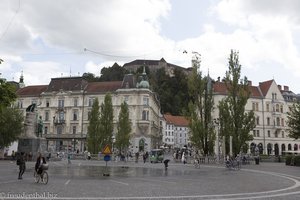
[214, 118, 220, 164]
[112, 135, 116, 153]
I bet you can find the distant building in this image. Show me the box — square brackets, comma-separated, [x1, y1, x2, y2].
[162, 114, 190, 149]
[123, 58, 192, 77]
[15, 70, 161, 153]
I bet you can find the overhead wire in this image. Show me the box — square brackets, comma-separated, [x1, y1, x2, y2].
[0, 0, 21, 42]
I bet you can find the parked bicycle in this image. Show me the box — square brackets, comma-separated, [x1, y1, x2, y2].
[225, 157, 240, 170]
[194, 159, 200, 168]
[34, 163, 49, 184]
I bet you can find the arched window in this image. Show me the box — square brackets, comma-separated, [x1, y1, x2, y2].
[288, 144, 292, 151]
[294, 144, 298, 151]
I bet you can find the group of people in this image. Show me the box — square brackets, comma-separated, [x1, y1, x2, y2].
[16, 152, 47, 180]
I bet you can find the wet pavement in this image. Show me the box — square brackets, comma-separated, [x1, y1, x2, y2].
[0, 159, 299, 199]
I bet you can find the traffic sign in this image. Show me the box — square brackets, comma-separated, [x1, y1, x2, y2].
[104, 155, 111, 161]
[102, 144, 112, 154]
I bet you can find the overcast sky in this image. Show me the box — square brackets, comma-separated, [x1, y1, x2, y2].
[1, 0, 300, 93]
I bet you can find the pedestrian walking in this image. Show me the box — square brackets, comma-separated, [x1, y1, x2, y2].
[181, 152, 186, 164]
[17, 152, 26, 179]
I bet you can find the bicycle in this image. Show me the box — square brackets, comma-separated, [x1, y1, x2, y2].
[34, 164, 49, 184]
[225, 158, 240, 170]
[194, 159, 200, 168]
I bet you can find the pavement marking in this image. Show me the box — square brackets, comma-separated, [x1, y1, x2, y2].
[65, 179, 71, 185]
[109, 180, 129, 186]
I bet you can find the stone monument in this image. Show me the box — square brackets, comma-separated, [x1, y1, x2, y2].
[18, 104, 47, 160]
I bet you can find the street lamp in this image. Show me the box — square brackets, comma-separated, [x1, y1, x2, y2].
[214, 118, 220, 164]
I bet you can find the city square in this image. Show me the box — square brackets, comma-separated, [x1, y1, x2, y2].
[0, 158, 300, 200]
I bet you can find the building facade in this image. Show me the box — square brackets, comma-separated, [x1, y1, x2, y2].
[212, 79, 300, 155]
[162, 114, 190, 149]
[15, 72, 161, 154]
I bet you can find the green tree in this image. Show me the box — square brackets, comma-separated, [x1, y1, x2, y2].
[218, 50, 256, 155]
[99, 93, 114, 150]
[115, 102, 131, 152]
[0, 107, 24, 149]
[0, 73, 23, 149]
[187, 54, 215, 155]
[287, 101, 300, 139]
[87, 98, 101, 154]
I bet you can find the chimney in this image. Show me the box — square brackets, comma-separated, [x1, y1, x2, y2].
[248, 81, 252, 86]
[278, 85, 282, 91]
[284, 86, 289, 91]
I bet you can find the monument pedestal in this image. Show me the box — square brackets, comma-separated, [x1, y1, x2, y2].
[18, 137, 47, 160]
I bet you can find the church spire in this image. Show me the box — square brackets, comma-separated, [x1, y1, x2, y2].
[19, 70, 25, 88]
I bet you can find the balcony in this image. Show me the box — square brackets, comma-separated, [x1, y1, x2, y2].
[54, 119, 65, 125]
[44, 134, 86, 140]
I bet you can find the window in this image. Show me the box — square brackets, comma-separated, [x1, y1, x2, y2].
[124, 96, 129, 103]
[74, 98, 78, 107]
[142, 110, 149, 120]
[253, 130, 256, 137]
[87, 111, 91, 120]
[18, 100, 23, 108]
[44, 126, 48, 135]
[276, 117, 280, 126]
[275, 131, 278, 138]
[57, 126, 62, 134]
[268, 130, 270, 137]
[280, 105, 283, 113]
[256, 117, 260, 125]
[45, 111, 49, 121]
[46, 99, 50, 107]
[72, 126, 76, 134]
[276, 104, 279, 112]
[143, 97, 149, 106]
[88, 98, 94, 107]
[59, 112, 64, 122]
[267, 117, 270, 126]
[266, 103, 270, 112]
[256, 130, 260, 137]
[73, 110, 78, 121]
[282, 131, 284, 138]
[58, 99, 64, 108]
[252, 102, 259, 111]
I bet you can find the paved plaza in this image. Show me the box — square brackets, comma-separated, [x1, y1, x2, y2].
[0, 158, 299, 200]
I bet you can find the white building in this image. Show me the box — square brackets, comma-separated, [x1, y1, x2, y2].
[212, 79, 300, 155]
[15, 72, 161, 154]
[162, 114, 190, 149]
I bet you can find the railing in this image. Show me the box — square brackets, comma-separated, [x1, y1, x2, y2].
[44, 134, 86, 140]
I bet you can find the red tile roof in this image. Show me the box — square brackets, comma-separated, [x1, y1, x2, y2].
[259, 80, 273, 97]
[86, 81, 122, 93]
[213, 82, 262, 98]
[164, 114, 189, 126]
[16, 85, 48, 97]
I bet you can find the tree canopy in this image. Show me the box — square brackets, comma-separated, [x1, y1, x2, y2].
[218, 50, 255, 155]
[287, 101, 300, 140]
[186, 54, 215, 155]
[115, 102, 131, 152]
[87, 98, 101, 154]
[0, 65, 24, 149]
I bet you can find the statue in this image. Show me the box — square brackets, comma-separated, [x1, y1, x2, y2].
[26, 103, 36, 112]
[37, 116, 43, 137]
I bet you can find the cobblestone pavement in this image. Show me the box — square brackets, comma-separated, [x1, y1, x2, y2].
[0, 158, 299, 200]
